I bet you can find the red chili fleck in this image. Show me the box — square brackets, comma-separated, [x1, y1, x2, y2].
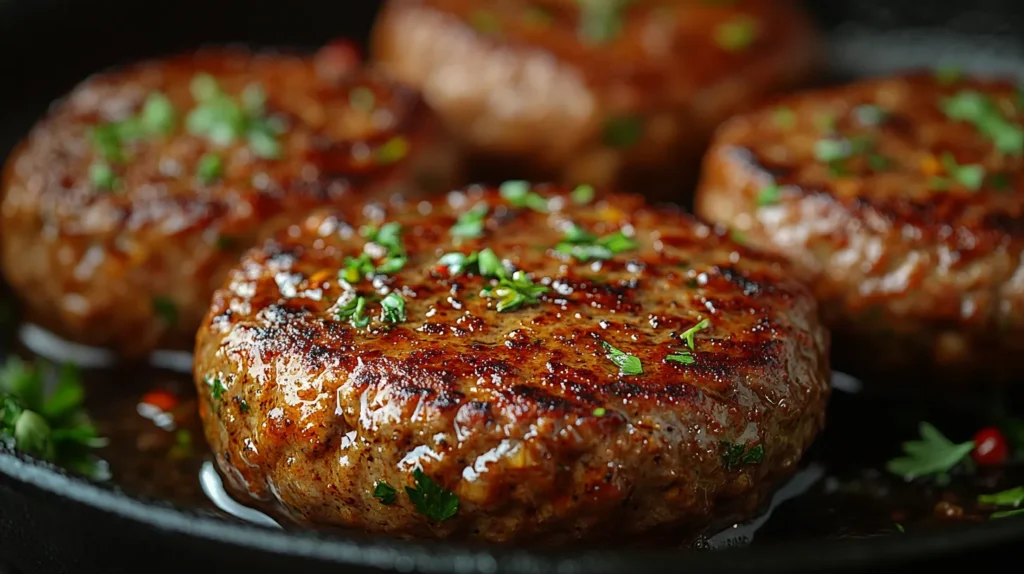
[972, 427, 1009, 466]
[140, 389, 178, 413]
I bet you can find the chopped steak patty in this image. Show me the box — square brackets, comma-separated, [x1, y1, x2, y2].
[370, 0, 820, 200]
[194, 183, 830, 543]
[0, 45, 460, 357]
[695, 72, 1024, 384]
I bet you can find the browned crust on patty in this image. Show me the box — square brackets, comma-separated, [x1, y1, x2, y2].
[1, 47, 460, 357]
[194, 184, 829, 543]
[695, 73, 1024, 384]
[370, 0, 820, 200]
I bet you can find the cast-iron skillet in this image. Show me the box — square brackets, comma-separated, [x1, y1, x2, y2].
[2, 1, 1024, 572]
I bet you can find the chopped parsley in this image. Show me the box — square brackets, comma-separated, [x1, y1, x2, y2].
[499, 180, 549, 212]
[342, 254, 375, 283]
[89, 162, 118, 191]
[379, 292, 407, 324]
[942, 90, 1024, 157]
[577, 0, 632, 44]
[439, 248, 506, 278]
[853, 104, 886, 127]
[450, 203, 489, 239]
[667, 319, 710, 365]
[940, 152, 985, 191]
[679, 318, 710, 349]
[886, 422, 975, 483]
[336, 296, 370, 328]
[405, 468, 458, 521]
[555, 224, 637, 261]
[152, 297, 178, 326]
[481, 271, 549, 312]
[205, 374, 227, 401]
[714, 15, 758, 52]
[721, 441, 764, 470]
[373, 481, 397, 505]
[592, 407, 607, 417]
[186, 74, 284, 159]
[196, 153, 223, 184]
[90, 91, 178, 163]
[0, 358, 108, 479]
[772, 107, 796, 129]
[814, 137, 855, 163]
[756, 183, 781, 206]
[666, 352, 695, 365]
[360, 222, 407, 274]
[979, 486, 1024, 511]
[602, 341, 643, 376]
[571, 184, 596, 205]
[375, 136, 410, 165]
[603, 115, 644, 149]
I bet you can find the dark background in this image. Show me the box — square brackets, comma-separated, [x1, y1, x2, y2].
[1, 0, 1024, 572]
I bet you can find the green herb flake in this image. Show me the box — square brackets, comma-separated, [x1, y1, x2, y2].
[679, 318, 711, 349]
[481, 270, 550, 312]
[772, 107, 796, 129]
[450, 203, 490, 240]
[380, 292, 407, 324]
[941, 152, 986, 191]
[756, 183, 781, 206]
[886, 422, 975, 482]
[89, 162, 118, 191]
[592, 407, 607, 417]
[470, 10, 501, 35]
[895, 523, 905, 533]
[942, 90, 1024, 157]
[665, 351, 695, 365]
[373, 481, 397, 505]
[571, 184, 596, 205]
[992, 508, 1024, 519]
[336, 296, 370, 328]
[139, 92, 177, 136]
[205, 375, 227, 401]
[405, 468, 459, 521]
[499, 180, 549, 212]
[152, 297, 178, 325]
[853, 104, 886, 127]
[239, 400, 250, 413]
[814, 138, 853, 163]
[342, 254, 375, 283]
[196, 153, 223, 184]
[721, 441, 764, 470]
[185, 74, 284, 158]
[555, 224, 637, 262]
[979, 486, 1024, 509]
[375, 136, 410, 165]
[602, 341, 643, 376]
[603, 115, 644, 149]
[714, 15, 759, 52]
[477, 248, 505, 278]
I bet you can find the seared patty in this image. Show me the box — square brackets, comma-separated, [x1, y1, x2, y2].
[370, 0, 819, 200]
[695, 73, 1024, 384]
[0, 45, 460, 357]
[194, 183, 829, 543]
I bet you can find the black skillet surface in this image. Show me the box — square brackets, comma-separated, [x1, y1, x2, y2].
[3, 0, 1024, 572]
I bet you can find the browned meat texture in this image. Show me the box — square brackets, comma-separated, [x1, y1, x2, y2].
[194, 184, 829, 543]
[370, 0, 820, 200]
[695, 73, 1024, 384]
[0, 46, 460, 357]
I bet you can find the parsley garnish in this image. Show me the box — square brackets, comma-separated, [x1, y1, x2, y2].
[89, 162, 118, 191]
[756, 184, 781, 206]
[499, 180, 549, 212]
[152, 297, 178, 326]
[439, 248, 506, 278]
[667, 319, 710, 365]
[205, 374, 227, 400]
[853, 104, 886, 126]
[679, 318, 710, 349]
[577, 0, 632, 44]
[360, 222, 407, 274]
[405, 469, 458, 521]
[375, 136, 409, 165]
[714, 15, 758, 52]
[814, 138, 854, 162]
[481, 271, 550, 312]
[380, 292, 407, 324]
[450, 203, 489, 240]
[666, 352, 695, 365]
[886, 422, 975, 482]
[555, 224, 637, 261]
[0, 358, 109, 479]
[603, 115, 644, 149]
[196, 153, 223, 184]
[342, 254, 375, 283]
[571, 184, 596, 205]
[721, 441, 764, 470]
[186, 75, 283, 159]
[90, 91, 177, 163]
[942, 90, 1024, 157]
[592, 407, 607, 417]
[373, 481, 397, 505]
[979, 486, 1024, 509]
[940, 152, 985, 191]
[602, 341, 643, 376]
[336, 296, 370, 328]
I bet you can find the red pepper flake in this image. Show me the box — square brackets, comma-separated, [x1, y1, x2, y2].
[140, 389, 179, 412]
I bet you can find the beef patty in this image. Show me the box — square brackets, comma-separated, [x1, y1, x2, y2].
[0, 44, 460, 357]
[194, 183, 830, 543]
[369, 0, 819, 200]
[695, 72, 1024, 384]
